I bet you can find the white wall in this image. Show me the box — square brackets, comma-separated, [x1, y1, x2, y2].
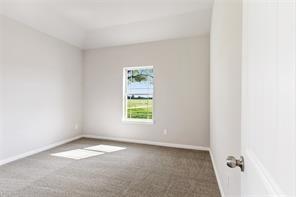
[83, 36, 210, 147]
[210, 0, 242, 196]
[0, 16, 82, 161]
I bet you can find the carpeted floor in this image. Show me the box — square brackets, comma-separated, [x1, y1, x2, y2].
[0, 138, 221, 197]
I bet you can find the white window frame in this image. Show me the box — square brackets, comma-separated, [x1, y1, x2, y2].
[122, 66, 154, 124]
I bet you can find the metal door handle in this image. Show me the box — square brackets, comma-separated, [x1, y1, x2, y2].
[226, 156, 244, 172]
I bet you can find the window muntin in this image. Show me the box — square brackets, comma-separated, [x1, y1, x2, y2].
[123, 66, 154, 122]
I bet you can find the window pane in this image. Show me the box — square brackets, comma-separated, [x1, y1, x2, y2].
[127, 95, 153, 119]
[125, 67, 153, 120]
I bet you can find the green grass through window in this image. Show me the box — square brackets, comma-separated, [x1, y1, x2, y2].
[127, 99, 152, 119]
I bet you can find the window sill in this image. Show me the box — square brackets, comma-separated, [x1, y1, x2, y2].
[122, 119, 154, 125]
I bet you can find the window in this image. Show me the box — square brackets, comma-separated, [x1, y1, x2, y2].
[122, 66, 154, 123]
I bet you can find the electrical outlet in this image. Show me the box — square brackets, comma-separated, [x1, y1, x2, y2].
[163, 129, 168, 135]
[74, 124, 79, 130]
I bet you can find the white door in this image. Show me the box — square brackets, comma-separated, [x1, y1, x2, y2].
[241, 0, 296, 196]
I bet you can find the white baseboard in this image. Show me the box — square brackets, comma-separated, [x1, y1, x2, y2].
[0, 134, 209, 166]
[82, 134, 210, 151]
[209, 150, 225, 197]
[0, 135, 83, 166]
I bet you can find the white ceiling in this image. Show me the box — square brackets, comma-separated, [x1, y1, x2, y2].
[0, 0, 213, 49]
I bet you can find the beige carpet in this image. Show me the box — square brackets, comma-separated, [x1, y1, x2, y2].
[0, 138, 221, 197]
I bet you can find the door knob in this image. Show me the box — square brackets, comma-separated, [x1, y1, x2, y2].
[226, 156, 244, 172]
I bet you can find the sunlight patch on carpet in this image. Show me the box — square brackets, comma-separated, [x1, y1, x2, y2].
[51, 149, 104, 160]
[85, 145, 126, 153]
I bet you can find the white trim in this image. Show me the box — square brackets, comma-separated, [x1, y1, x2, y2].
[0, 135, 83, 166]
[0, 134, 210, 166]
[82, 134, 210, 151]
[245, 150, 285, 197]
[209, 150, 225, 197]
[121, 118, 154, 124]
[123, 65, 154, 70]
[122, 67, 128, 120]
